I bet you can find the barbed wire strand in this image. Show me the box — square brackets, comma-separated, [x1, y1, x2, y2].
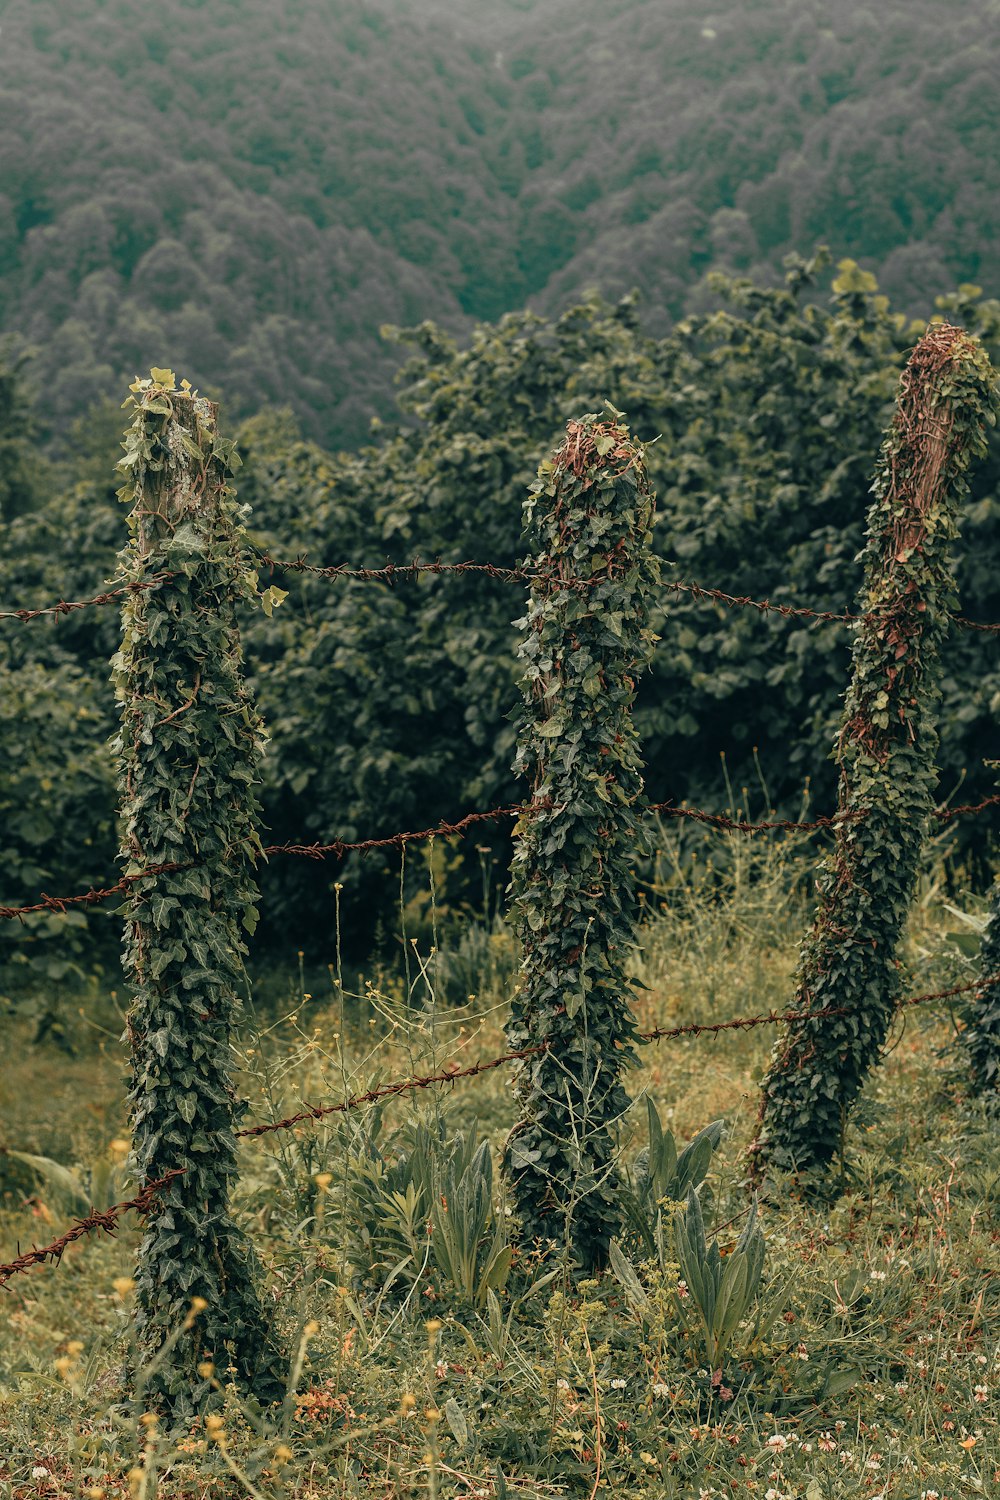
[3, 973, 991, 1288]
[0, 1169, 184, 1289]
[255, 553, 1000, 633]
[647, 802, 856, 834]
[3, 794, 997, 924]
[0, 862, 192, 923]
[253, 550, 546, 587]
[263, 804, 526, 861]
[0, 575, 174, 624]
[636, 974, 994, 1044]
[4, 558, 998, 632]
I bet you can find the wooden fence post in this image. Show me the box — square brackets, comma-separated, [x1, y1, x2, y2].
[113, 371, 285, 1414]
[752, 325, 998, 1176]
[504, 406, 659, 1271]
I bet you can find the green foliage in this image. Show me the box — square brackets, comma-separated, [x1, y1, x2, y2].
[674, 1190, 766, 1373]
[0, 346, 41, 525]
[224, 264, 1000, 955]
[2, 267, 999, 975]
[338, 1114, 512, 1308]
[2, 853, 999, 1492]
[1, 1145, 129, 1217]
[0, 354, 118, 1007]
[0, 653, 116, 1016]
[618, 1103, 722, 1263]
[754, 325, 1000, 1175]
[505, 408, 658, 1270]
[113, 372, 285, 1413]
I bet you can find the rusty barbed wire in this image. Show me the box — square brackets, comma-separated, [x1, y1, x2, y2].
[647, 802, 857, 834]
[2, 974, 992, 1288]
[3, 790, 997, 924]
[235, 1046, 546, 1140]
[649, 794, 1000, 835]
[0, 574, 175, 624]
[953, 614, 1000, 633]
[253, 550, 548, 587]
[234, 971, 989, 1144]
[0, 1169, 184, 1289]
[0, 862, 192, 923]
[256, 552, 1000, 632]
[4, 555, 999, 632]
[933, 793, 1000, 823]
[637, 974, 993, 1045]
[662, 576, 1000, 634]
[662, 578, 859, 626]
[262, 804, 526, 862]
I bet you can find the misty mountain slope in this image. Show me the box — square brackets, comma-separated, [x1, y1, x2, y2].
[0, 0, 995, 445]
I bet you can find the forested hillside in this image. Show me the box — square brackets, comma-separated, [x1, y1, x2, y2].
[0, 0, 996, 446]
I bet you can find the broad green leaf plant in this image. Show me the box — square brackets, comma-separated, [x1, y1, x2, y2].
[674, 1189, 766, 1373]
[113, 371, 285, 1414]
[752, 324, 999, 1176]
[505, 406, 659, 1271]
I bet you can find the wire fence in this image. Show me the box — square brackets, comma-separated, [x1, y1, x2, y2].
[4, 554, 1000, 632]
[2, 791, 997, 926]
[2, 970, 992, 1290]
[1, 545, 997, 1290]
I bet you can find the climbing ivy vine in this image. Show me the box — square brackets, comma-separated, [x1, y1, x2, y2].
[505, 406, 659, 1271]
[752, 325, 998, 1176]
[113, 370, 285, 1413]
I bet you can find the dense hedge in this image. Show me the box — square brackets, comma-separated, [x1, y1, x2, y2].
[1, 260, 998, 979]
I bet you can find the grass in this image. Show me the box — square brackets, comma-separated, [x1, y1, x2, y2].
[0, 826, 997, 1499]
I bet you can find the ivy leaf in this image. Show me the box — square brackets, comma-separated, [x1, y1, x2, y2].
[260, 585, 289, 618]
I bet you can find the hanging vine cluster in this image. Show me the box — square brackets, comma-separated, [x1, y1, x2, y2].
[505, 406, 660, 1271]
[113, 371, 285, 1414]
[753, 325, 999, 1176]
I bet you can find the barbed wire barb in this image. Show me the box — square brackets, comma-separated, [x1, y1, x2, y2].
[0, 574, 175, 624]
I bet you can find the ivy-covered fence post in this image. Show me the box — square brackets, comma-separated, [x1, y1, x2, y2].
[751, 325, 998, 1176]
[505, 406, 659, 1271]
[113, 371, 285, 1413]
